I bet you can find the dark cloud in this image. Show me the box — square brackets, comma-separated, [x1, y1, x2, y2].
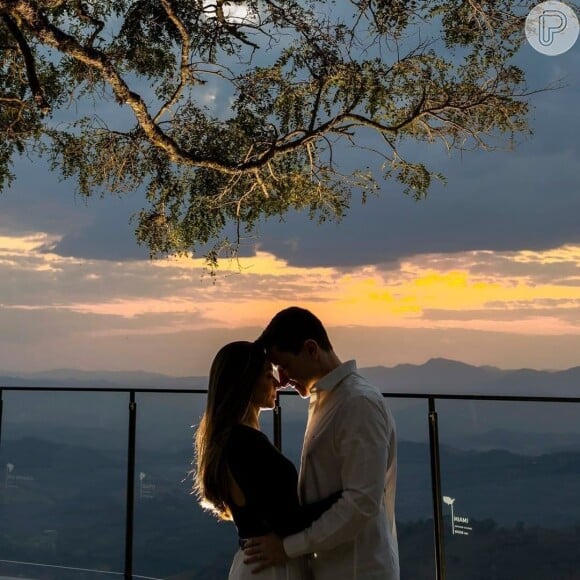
[50, 203, 149, 261]
[253, 49, 580, 267]
[1, 155, 149, 261]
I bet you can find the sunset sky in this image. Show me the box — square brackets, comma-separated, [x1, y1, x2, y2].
[1, 19, 579, 376]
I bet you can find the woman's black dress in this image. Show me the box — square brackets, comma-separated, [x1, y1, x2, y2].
[225, 424, 339, 541]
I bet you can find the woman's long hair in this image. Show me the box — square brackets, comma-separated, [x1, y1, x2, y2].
[193, 340, 267, 520]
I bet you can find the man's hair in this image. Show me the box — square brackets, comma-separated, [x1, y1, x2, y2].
[257, 306, 333, 354]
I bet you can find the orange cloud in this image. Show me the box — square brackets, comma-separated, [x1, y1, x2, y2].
[1, 231, 579, 336]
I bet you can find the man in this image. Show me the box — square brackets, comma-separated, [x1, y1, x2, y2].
[244, 306, 399, 579]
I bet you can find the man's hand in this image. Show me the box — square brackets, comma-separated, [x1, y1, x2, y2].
[243, 533, 288, 573]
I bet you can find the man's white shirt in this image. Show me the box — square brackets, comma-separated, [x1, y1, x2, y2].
[283, 360, 399, 579]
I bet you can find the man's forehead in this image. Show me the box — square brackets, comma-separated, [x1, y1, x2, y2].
[266, 346, 280, 359]
[267, 345, 289, 364]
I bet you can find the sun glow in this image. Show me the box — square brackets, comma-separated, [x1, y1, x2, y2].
[1, 231, 579, 336]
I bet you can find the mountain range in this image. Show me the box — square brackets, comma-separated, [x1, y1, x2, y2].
[2, 357, 580, 395]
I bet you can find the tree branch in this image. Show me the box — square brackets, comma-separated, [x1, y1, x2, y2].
[1, 12, 50, 114]
[72, 0, 104, 47]
[153, 0, 192, 124]
[4, 0, 247, 174]
[214, 0, 260, 50]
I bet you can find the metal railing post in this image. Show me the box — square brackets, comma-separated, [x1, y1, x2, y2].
[0, 389, 3, 448]
[273, 392, 282, 450]
[125, 391, 137, 580]
[428, 397, 446, 580]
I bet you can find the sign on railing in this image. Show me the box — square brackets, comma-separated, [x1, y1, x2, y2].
[443, 495, 472, 536]
[4, 462, 34, 490]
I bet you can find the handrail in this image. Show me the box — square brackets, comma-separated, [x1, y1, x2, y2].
[2, 384, 580, 403]
[0, 558, 163, 579]
[0, 385, 212, 393]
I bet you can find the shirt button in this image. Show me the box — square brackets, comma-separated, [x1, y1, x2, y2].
[313, 553, 318, 559]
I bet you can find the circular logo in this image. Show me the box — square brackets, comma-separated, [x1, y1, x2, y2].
[525, 1, 579, 55]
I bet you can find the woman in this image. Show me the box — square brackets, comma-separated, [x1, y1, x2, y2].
[193, 341, 340, 579]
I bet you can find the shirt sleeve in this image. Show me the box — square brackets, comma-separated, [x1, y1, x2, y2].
[283, 394, 392, 557]
[273, 491, 342, 537]
[299, 491, 342, 527]
[227, 428, 341, 537]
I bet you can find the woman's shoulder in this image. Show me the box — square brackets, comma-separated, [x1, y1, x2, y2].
[227, 424, 272, 451]
[231, 423, 268, 437]
[225, 425, 281, 473]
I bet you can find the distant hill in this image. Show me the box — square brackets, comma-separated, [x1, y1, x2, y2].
[2, 357, 579, 395]
[2, 436, 580, 529]
[360, 357, 580, 397]
[1, 434, 579, 579]
[0, 368, 207, 389]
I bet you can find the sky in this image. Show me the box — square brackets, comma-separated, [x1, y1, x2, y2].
[1, 6, 579, 375]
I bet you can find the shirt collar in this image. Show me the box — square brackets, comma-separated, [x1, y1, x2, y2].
[312, 359, 357, 393]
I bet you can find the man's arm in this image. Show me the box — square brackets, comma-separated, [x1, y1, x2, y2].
[283, 393, 392, 558]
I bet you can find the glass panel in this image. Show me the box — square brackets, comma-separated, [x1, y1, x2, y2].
[277, 390, 308, 465]
[437, 399, 580, 580]
[388, 397, 435, 580]
[0, 389, 128, 579]
[132, 392, 236, 579]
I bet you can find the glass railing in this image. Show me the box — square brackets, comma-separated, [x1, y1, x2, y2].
[0, 386, 579, 580]
[435, 397, 580, 580]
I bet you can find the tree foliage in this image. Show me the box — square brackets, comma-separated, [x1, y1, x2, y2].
[0, 1, 543, 266]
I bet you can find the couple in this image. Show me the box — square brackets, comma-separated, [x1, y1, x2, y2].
[194, 307, 399, 579]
